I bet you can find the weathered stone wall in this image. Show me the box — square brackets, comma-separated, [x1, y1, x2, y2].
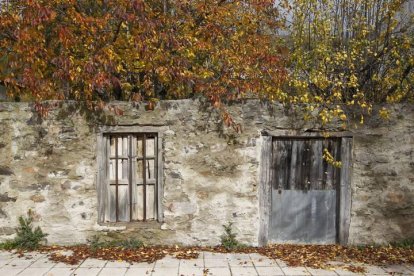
[0, 100, 413, 246]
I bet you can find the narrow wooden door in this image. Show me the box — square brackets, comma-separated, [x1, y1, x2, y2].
[269, 138, 341, 244]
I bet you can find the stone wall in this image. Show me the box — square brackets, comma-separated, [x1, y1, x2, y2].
[0, 100, 413, 246]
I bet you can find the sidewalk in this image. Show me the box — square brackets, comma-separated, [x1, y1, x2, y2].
[1, 250, 413, 276]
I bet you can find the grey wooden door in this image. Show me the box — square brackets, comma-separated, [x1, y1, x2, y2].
[269, 138, 341, 244]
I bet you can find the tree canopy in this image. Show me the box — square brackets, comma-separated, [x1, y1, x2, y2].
[0, 0, 413, 127]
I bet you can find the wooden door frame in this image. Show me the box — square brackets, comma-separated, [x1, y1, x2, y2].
[258, 133, 353, 246]
[96, 125, 168, 224]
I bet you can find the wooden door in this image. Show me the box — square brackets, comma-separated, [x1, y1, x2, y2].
[269, 138, 341, 244]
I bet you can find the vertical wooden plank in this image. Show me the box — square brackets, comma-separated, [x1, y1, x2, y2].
[296, 140, 305, 190]
[285, 140, 292, 189]
[289, 140, 298, 190]
[272, 140, 290, 190]
[157, 134, 164, 222]
[147, 137, 155, 157]
[96, 134, 105, 223]
[118, 185, 130, 221]
[147, 159, 155, 180]
[105, 137, 112, 222]
[324, 140, 334, 190]
[259, 136, 273, 246]
[146, 185, 155, 220]
[339, 137, 352, 245]
[142, 134, 147, 221]
[310, 140, 323, 190]
[115, 137, 119, 222]
[272, 140, 280, 190]
[131, 136, 138, 221]
[302, 140, 312, 190]
[109, 185, 117, 221]
[122, 137, 128, 179]
[136, 185, 144, 220]
[137, 137, 143, 157]
[110, 137, 115, 157]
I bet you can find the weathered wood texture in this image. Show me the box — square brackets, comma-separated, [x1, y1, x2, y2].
[339, 137, 352, 245]
[98, 132, 161, 223]
[272, 138, 341, 191]
[267, 137, 349, 244]
[258, 136, 273, 246]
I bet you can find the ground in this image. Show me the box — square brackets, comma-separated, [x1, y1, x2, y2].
[1, 250, 413, 276]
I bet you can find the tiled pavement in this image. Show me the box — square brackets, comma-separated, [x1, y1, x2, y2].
[0, 250, 413, 276]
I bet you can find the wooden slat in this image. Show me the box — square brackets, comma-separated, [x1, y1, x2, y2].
[105, 137, 112, 222]
[137, 137, 143, 157]
[258, 136, 273, 246]
[324, 140, 334, 189]
[310, 140, 323, 190]
[339, 137, 352, 245]
[157, 135, 163, 222]
[109, 181, 129, 185]
[117, 185, 130, 222]
[96, 134, 106, 223]
[289, 140, 298, 189]
[109, 185, 117, 221]
[146, 137, 155, 157]
[131, 136, 138, 221]
[135, 185, 144, 220]
[115, 137, 119, 221]
[143, 134, 147, 221]
[122, 137, 128, 179]
[146, 184, 155, 220]
[272, 140, 290, 190]
[302, 140, 312, 190]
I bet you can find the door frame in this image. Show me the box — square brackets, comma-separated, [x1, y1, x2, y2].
[258, 132, 353, 246]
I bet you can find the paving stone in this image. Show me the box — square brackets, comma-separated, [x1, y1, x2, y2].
[204, 267, 231, 276]
[255, 266, 284, 275]
[53, 262, 79, 268]
[204, 258, 228, 267]
[362, 265, 387, 275]
[129, 261, 155, 268]
[228, 258, 254, 267]
[0, 267, 24, 276]
[306, 267, 338, 276]
[404, 264, 414, 272]
[383, 264, 413, 274]
[18, 267, 52, 276]
[203, 252, 229, 259]
[230, 266, 258, 276]
[179, 259, 204, 269]
[105, 261, 131, 268]
[281, 266, 311, 275]
[251, 257, 279, 267]
[125, 267, 153, 275]
[30, 256, 57, 268]
[334, 268, 360, 276]
[194, 252, 204, 259]
[72, 267, 102, 276]
[80, 258, 108, 268]
[0, 258, 12, 268]
[19, 252, 44, 261]
[276, 259, 288, 268]
[6, 257, 35, 268]
[226, 253, 251, 260]
[151, 267, 178, 276]
[98, 267, 128, 276]
[178, 266, 205, 276]
[45, 267, 76, 276]
[154, 257, 180, 268]
[0, 254, 15, 261]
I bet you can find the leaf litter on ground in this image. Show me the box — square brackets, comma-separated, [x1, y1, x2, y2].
[6, 243, 414, 273]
